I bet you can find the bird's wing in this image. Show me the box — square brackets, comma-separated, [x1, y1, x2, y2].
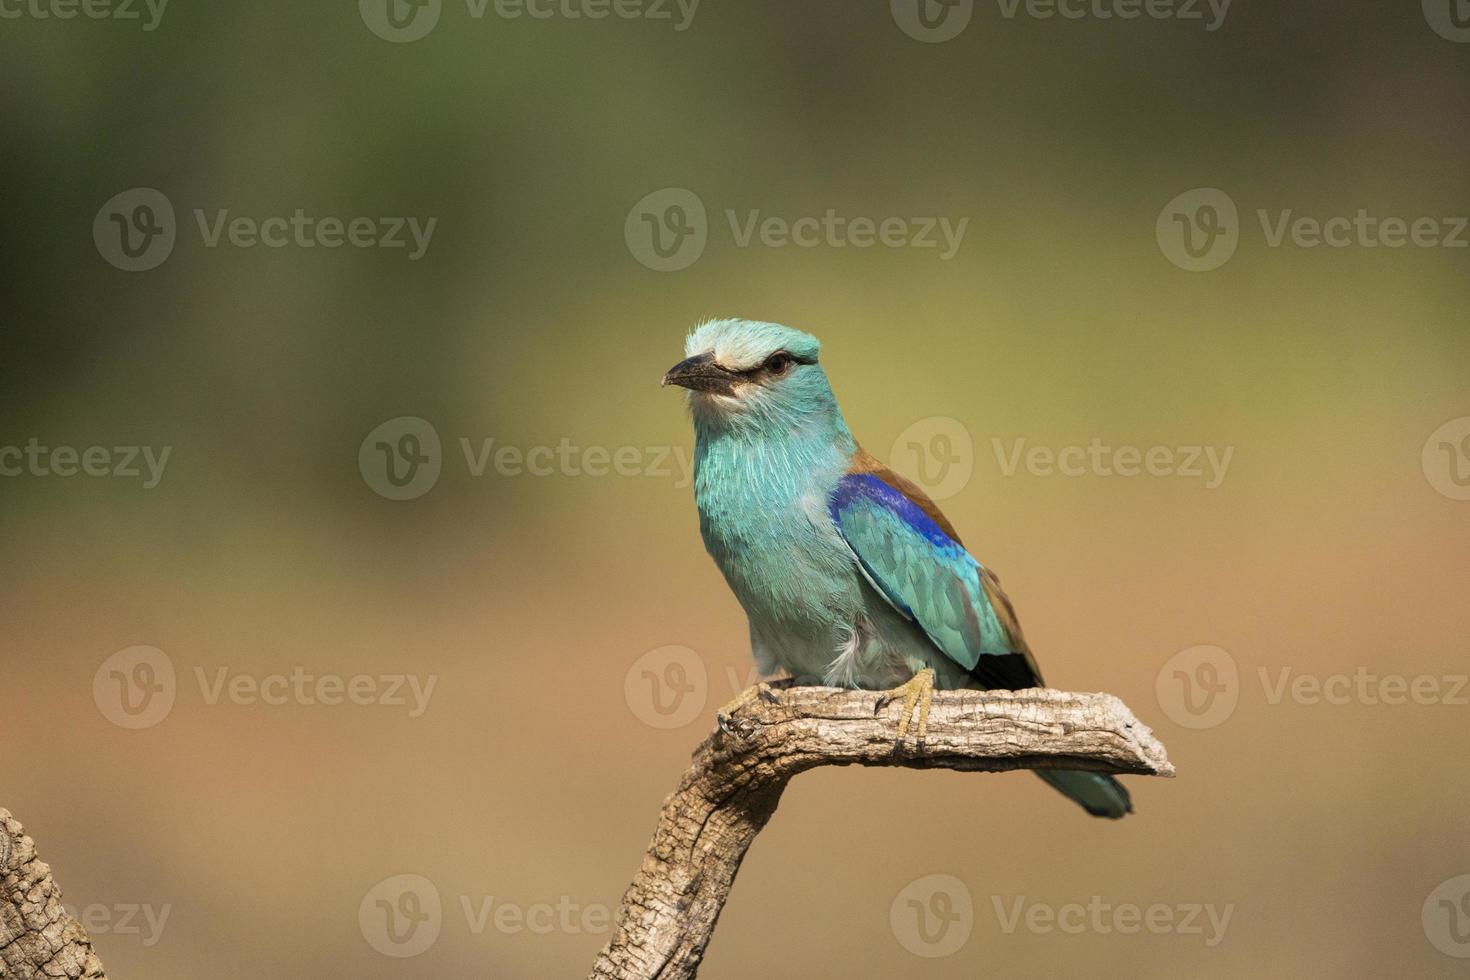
[829, 454, 1045, 690]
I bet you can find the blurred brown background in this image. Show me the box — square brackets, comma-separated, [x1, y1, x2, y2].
[3, 1, 1469, 977]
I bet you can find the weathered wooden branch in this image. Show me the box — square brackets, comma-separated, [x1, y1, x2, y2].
[0, 809, 107, 979]
[589, 685, 1173, 980]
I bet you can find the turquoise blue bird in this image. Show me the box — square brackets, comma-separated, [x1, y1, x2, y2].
[662, 318, 1131, 818]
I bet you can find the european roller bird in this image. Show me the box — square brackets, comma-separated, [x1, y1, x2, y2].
[662, 318, 1131, 818]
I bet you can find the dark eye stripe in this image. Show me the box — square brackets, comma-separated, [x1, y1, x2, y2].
[726, 350, 817, 380]
[751, 351, 814, 373]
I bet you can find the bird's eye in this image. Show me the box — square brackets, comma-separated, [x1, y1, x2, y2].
[764, 352, 795, 374]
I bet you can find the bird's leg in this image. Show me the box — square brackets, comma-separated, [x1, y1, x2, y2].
[876, 668, 936, 753]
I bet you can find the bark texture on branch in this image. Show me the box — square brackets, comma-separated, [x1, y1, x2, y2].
[0, 809, 107, 980]
[589, 685, 1173, 980]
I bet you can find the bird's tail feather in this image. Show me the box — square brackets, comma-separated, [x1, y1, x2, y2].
[1035, 770, 1132, 819]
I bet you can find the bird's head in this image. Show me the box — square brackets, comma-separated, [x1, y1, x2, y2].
[662, 318, 845, 437]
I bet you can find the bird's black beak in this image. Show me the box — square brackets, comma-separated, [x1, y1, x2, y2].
[661, 353, 741, 395]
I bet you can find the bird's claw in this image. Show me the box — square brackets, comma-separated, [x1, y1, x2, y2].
[716, 711, 752, 737]
[880, 668, 936, 755]
[716, 682, 773, 738]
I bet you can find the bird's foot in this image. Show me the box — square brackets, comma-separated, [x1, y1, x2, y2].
[876, 668, 936, 754]
[716, 683, 780, 737]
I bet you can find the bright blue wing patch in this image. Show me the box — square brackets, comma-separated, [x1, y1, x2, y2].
[828, 473, 1012, 671]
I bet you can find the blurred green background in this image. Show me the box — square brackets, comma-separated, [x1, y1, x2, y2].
[3, 1, 1469, 977]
